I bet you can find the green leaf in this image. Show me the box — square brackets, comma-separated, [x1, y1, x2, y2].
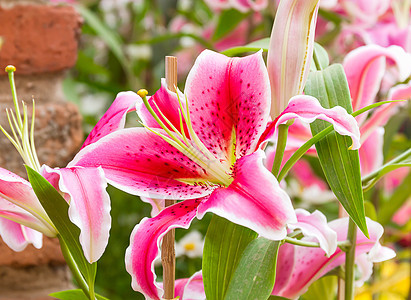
[301, 276, 337, 300]
[75, 5, 126, 67]
[378, 171, 411, 225]
[25, 167, 97, 286]
[50, 289, 109, 300]
[213, 9, 248, 41]
[224, 238, 280, 300]
[203, 215, 257, 300]
[305, 64, 368, 236]
[311, 43, 329, 71]
[268, 297, 290, 300]
[221, 38, 270, 56]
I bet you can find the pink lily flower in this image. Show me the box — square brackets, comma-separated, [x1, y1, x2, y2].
[70, 45, 360, 298]
[0, 166, 111, 264]
[343, 45, 411, 174]
[168, 211, 395, 300]
[0, 69, 111, 263]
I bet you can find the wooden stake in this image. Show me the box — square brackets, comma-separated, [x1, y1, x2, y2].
[162, 56, 177, 300]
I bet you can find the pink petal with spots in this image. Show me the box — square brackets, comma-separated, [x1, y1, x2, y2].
[288, 209, 337, 256]
[0, 218, 42, 251]
[0, 196, 55, 236]
[359, 127, 384, 175]
[185, 50, 270, 161]
[70, 128, 216, 200]
[175, 271, 205, 300]
[268, 0, 320, 117]
[273, 217, 395, 298]
[42, 166, 111, 263]
[81, 91, 140, 150]
[259, 95, 361, 150]
[343, 45, 411, 123]
[197, 150, 296, 240]
[125, 198, 202, 300]
[0, 167, 51, 226]
[138, 79, 189, 136]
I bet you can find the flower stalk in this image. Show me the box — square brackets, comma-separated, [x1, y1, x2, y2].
[344, 217, 357, 300]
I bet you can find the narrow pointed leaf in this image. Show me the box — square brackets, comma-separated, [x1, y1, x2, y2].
[224, 238, 280, 300]
[203, 215, 257, 300]
[305, 64, 368, 236]
[25, 166, 97, 285]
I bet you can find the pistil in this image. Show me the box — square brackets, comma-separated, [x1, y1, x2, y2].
[137, 89, 232, 187]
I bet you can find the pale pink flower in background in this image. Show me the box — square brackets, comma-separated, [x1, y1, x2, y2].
[204, 0, 268, 12]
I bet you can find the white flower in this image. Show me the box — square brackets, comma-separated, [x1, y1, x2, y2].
[175, 231, 204, 258]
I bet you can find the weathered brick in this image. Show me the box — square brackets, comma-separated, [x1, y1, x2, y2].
[0, 101, 84, 177]
[0, 4, 82, 74]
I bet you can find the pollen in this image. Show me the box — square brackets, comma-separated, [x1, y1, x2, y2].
[137, 89, 149, 98]
[5, 65, 16, 73]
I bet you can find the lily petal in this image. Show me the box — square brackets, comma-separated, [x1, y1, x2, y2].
[288, 209, 337, 256]
[343, 45, 411, 123]
[175, 271, 206, 300]
[125, 198, 202, 300]
[70, 128, 216, 200]
[259, 95, 361, 150]
[42, 166, 111, 263]
[185, 50, 271, 161]
[81, 91, 140, 149]
[0, 218, 42, 251]
[140, 197, 165, 217]
[267, 0, 320, 117]
[0, 167, 51, 228]
[0, 197, 55, 237]
[197, 150, 296, 240]
[359, 127, 384, 175]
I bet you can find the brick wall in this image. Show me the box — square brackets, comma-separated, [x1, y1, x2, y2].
[0, 1, 84, 299]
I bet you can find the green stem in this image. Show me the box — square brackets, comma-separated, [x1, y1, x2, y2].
[58, 236, 91, 299]
[272, 123, 290, 178]
[344, 218, 357, 300]
[284, 237, 351, 250]
[362, 148, 411, 184]
[277, 100, 405, 182]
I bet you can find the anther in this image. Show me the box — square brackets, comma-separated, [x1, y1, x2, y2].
[5, 65, 16, 73]
[137, 89, 149, 98]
